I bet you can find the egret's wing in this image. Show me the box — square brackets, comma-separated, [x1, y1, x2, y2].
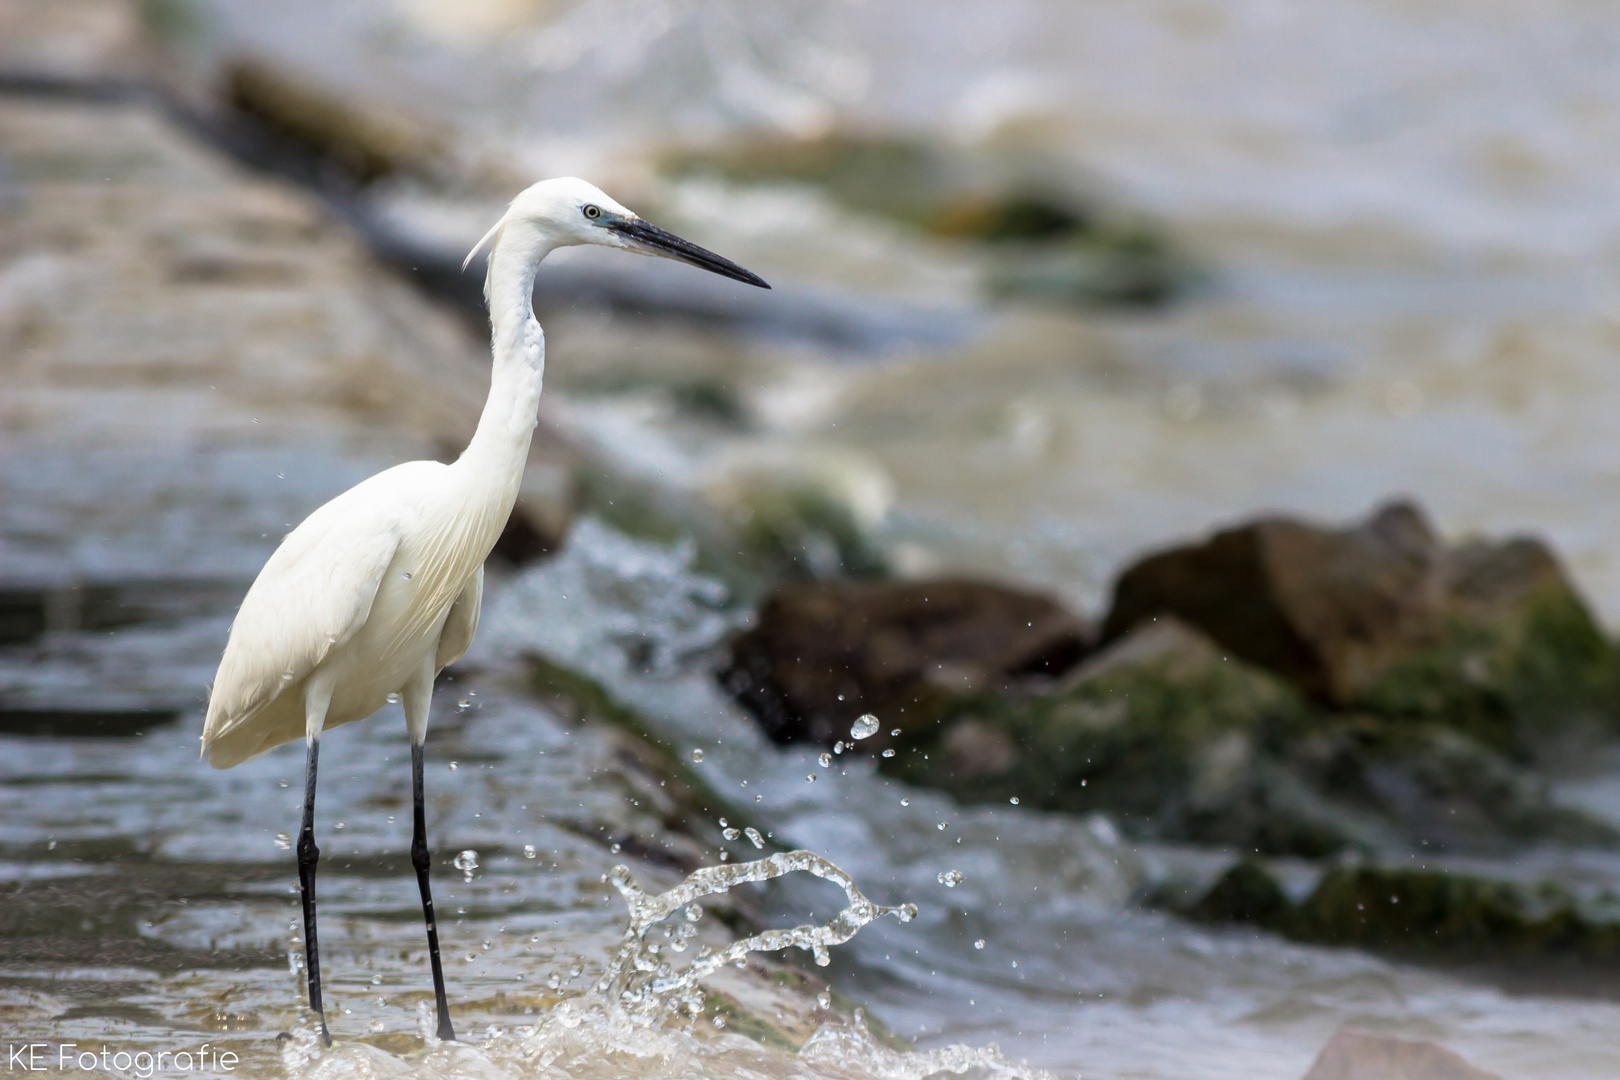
[436, 564, 484, 671]
[202, 488, 406, 755]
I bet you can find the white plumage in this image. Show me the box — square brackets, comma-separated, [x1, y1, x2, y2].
[201, 460, 489, 767]
[199, 176, 768, 1045]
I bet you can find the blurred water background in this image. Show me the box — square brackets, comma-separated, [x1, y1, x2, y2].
[5, 2, 1620, 1078]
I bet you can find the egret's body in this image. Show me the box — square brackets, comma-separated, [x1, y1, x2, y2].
[201, 178, 767, 1045]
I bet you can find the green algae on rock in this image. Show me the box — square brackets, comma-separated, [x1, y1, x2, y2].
[1101, 502, 1620, 761]
[1186, 860, 1620, 971]
[878, 617, 1615, 856]
[880, 617, 1383, 855]
[661, 130, 1192, 308]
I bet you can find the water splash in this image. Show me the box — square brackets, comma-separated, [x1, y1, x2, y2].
[799, 1023, 1056, 1080]
[599, 850, 917, 1007]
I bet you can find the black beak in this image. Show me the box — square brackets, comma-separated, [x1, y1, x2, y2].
[607, 218, 771, 289]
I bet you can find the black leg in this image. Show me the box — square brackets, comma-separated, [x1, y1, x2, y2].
[297, 738, 332, 1047]
[411, 742, 456, 1042]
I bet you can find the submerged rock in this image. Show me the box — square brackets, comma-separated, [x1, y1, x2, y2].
[1101, 501, 1620, 759]
[1299, 1030, 1503, 1080]
[1188, 859, 1620, 972]
[663, 130, 1191, 309]
[720, 577, 1089, 747]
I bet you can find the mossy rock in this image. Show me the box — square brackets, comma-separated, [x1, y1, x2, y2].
[880, 618, 1616, 856]
[1287, 866, 1620, 961]
[1361, 584, 1620, 761]
[1101, 502, 1620, 761]
[1191, 861, 1620, 966]
[882, 617, 1387, 855]
[1187, 860, 1291, 924]
[662, 131, 1190, 308]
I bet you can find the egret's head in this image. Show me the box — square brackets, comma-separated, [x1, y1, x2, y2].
[466, 177, 769, 289]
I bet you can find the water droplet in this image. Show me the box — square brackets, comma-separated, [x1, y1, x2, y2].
[881, 748, 895, 758]
[610, 842, 621, 854]
[279, 780, 289, 789]
[402, 572, 413, 580]
[900, 798, 910, 806]
[684, 904, 703, 922]
[937, 869, 963, 888]
[834, 741, 845, 754]
[805, 773, 817, 783]
[718, 818, 728, 827]
[448, 761, 458, 771]
[744, 827, 765, 849]
[712, 1015, 726, 1029]
[453, 849, 479, 882]
[1009, 796, 1020, 805]
[890, 728, 901, 737]
[722, 827, 740, 841]
[974, 939, 986, 950]
[481, 940, 493, 951]
[333, 821, 345, 831]
[457, 698, 472, 710]
[523, 844, 536, 859]
[690, 749, 704, 763]
[817, 991, 831, 1009]
[849, 714, 880, 740]
[818, 752, 831, 768]
[274, 832, 291, 850]
[386, 692, 400, 704]
[937, 821, 949, 831]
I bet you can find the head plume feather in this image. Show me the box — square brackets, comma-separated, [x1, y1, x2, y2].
[462, 210, 511, 301]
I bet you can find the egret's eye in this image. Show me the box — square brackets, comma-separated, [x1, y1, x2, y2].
[583, 204, 601, 220]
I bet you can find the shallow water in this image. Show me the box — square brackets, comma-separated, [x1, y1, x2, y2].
[8, 517, 1620, 1078]
[472, 520, 1620, 1080]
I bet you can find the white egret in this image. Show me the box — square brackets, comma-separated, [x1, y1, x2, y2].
[200, 178, 768, 1045]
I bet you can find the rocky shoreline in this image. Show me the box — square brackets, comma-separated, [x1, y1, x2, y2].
[721, 500, 1620, 972]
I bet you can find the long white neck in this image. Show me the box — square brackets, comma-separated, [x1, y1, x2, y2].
[453, 222, 553, 511]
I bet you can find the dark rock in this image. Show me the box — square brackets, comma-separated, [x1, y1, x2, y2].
[222, 56, 451, 187]
[1100, 501, 1620, 758]
[1188, 860, 1291, 924]
[1186, 860, 1620, 971]
[1288, 865, 1620, 962]
[1300, 1030, 1503, 1080]
[720, 577, 1090, 748]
